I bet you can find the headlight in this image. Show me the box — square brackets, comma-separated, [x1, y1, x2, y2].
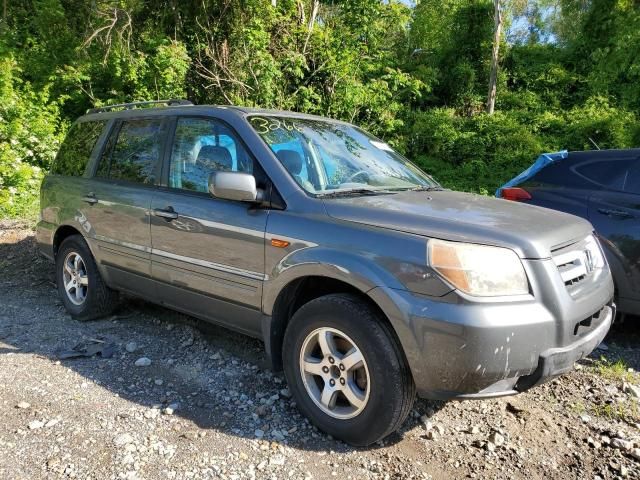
[428, 239, 529, 297]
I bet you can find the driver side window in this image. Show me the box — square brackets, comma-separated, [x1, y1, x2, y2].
[169, 117, 253, 193]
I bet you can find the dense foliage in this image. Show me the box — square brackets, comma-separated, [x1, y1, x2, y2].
[0, 0, 638, 217]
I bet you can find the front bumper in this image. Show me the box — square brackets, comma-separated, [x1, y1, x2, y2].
[368, 259, 615, 400]
[458, 302, 614, 399]
[512, 303, 613, 391]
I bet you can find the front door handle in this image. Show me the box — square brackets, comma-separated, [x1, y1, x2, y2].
[598, 208, 633, 219]
[153, 207, 178, 220]
[82, 192, 98, 205]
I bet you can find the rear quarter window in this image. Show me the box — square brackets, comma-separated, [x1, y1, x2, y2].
[51, 121, 106, 176]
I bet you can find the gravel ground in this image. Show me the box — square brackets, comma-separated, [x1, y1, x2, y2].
[2, 220, 640, 480]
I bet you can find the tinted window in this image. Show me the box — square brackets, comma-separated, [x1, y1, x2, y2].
[51, 121, 106, 176]
[98, 118, 163, 184]
[624, 162, 640, 194]
[169, 117, 253, 193]
[574, 159, 635, 190]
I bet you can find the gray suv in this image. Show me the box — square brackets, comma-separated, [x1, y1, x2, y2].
[37, 100, 615, 446]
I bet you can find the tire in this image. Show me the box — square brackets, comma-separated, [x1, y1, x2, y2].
[56, 234, 119, 321]
[282, 293, 415, 446]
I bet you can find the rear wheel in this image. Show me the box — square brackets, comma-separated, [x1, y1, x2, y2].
[56, 235, 118, 321]
[283, 294, 415, 446]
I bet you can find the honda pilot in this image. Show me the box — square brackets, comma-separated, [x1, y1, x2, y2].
[37, 100, 615, 446]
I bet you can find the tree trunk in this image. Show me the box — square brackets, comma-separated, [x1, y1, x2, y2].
[486, 0, 502, 115]
[303, 0, 320, 54]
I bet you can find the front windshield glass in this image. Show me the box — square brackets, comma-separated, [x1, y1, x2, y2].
[248, 115, 439, 195]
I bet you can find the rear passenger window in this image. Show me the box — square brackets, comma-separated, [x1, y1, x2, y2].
[168, 117, 253, 193]
[574, 159, 635, 190]
[51, 121, 106, 176]
[97, 118, 163, 184]
[624, 163, 640, 194]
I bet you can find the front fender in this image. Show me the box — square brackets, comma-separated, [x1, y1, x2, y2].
[262, 246, 405, 315]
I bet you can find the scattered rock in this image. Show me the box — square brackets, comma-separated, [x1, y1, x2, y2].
[134, 357, 151, 367]
[269, 455, 285, 466]
[28, 420, 44, 430]
[163, 403, 180, 415]
[144, 408, 160, 419]
[45, 418, 59, 428]
[279, 388, 291, 398]
[623, 382, 640, 399]
[419, 415, 431, 427]
[488, 431, 505, 447]
[611, 438, 633, 451]
[254, 429, 264, 439]
[467, 425, 480, 434]
[587, 437, 601, 449]
[113, 433, 135, 446]
[125, 341, 137, 353]
[16, 401, 30, 409]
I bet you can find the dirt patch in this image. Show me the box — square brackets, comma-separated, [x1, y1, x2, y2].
[1, 221, 639, 479]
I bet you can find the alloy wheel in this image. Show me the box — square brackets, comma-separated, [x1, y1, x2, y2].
[299, 327, 370, 419]
[62, 251, 88, 305]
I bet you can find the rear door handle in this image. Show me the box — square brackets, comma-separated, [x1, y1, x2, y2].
[82, 193, 98, 205]
[153, 207, 178, 220]
[598, 208, 633, 219]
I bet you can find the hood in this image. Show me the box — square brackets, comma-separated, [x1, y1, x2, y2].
[322, 190, 594, 259]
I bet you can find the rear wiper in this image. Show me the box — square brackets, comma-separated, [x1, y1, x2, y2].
[316, 188, 396, 198]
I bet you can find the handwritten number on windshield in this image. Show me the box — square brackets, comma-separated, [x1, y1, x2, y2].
[250, 117, 302, 134]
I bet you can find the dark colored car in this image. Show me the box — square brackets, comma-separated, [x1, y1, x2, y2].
[498, 149, 640, 317]
[38, 100, 614, 446]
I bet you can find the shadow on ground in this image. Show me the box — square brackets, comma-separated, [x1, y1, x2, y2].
[0, 230, 445, 453]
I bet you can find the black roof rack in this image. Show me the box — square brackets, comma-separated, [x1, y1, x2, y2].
[86, 99, 193, 114]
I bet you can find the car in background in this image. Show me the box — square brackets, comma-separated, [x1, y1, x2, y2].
[497, 149, 640, 317]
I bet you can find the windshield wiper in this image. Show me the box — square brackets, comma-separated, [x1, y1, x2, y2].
[406, 185, 445, 192]
[385, 185, 444, 193]
[316, 188, 396, 198]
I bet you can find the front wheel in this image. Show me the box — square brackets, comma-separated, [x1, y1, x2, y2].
[282, 294, 415, 446]
[56, 235, 119, 321]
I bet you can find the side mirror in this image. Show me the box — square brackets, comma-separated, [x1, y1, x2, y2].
[208, 171, 261, 203]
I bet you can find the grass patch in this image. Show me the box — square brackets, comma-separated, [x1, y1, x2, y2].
[592, 357, 635, 383]
[568, 401, 587, 415]
[592, 401, 640, 423]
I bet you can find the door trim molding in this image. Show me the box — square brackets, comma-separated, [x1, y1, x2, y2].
[151, 248, 268, 281]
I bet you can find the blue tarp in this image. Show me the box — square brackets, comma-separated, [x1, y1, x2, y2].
[495, 150, 568, 197]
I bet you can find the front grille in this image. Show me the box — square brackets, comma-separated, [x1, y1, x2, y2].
[551, 235, 604, 289]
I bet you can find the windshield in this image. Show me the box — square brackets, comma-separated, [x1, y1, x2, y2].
[249, 116, 439, 195]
